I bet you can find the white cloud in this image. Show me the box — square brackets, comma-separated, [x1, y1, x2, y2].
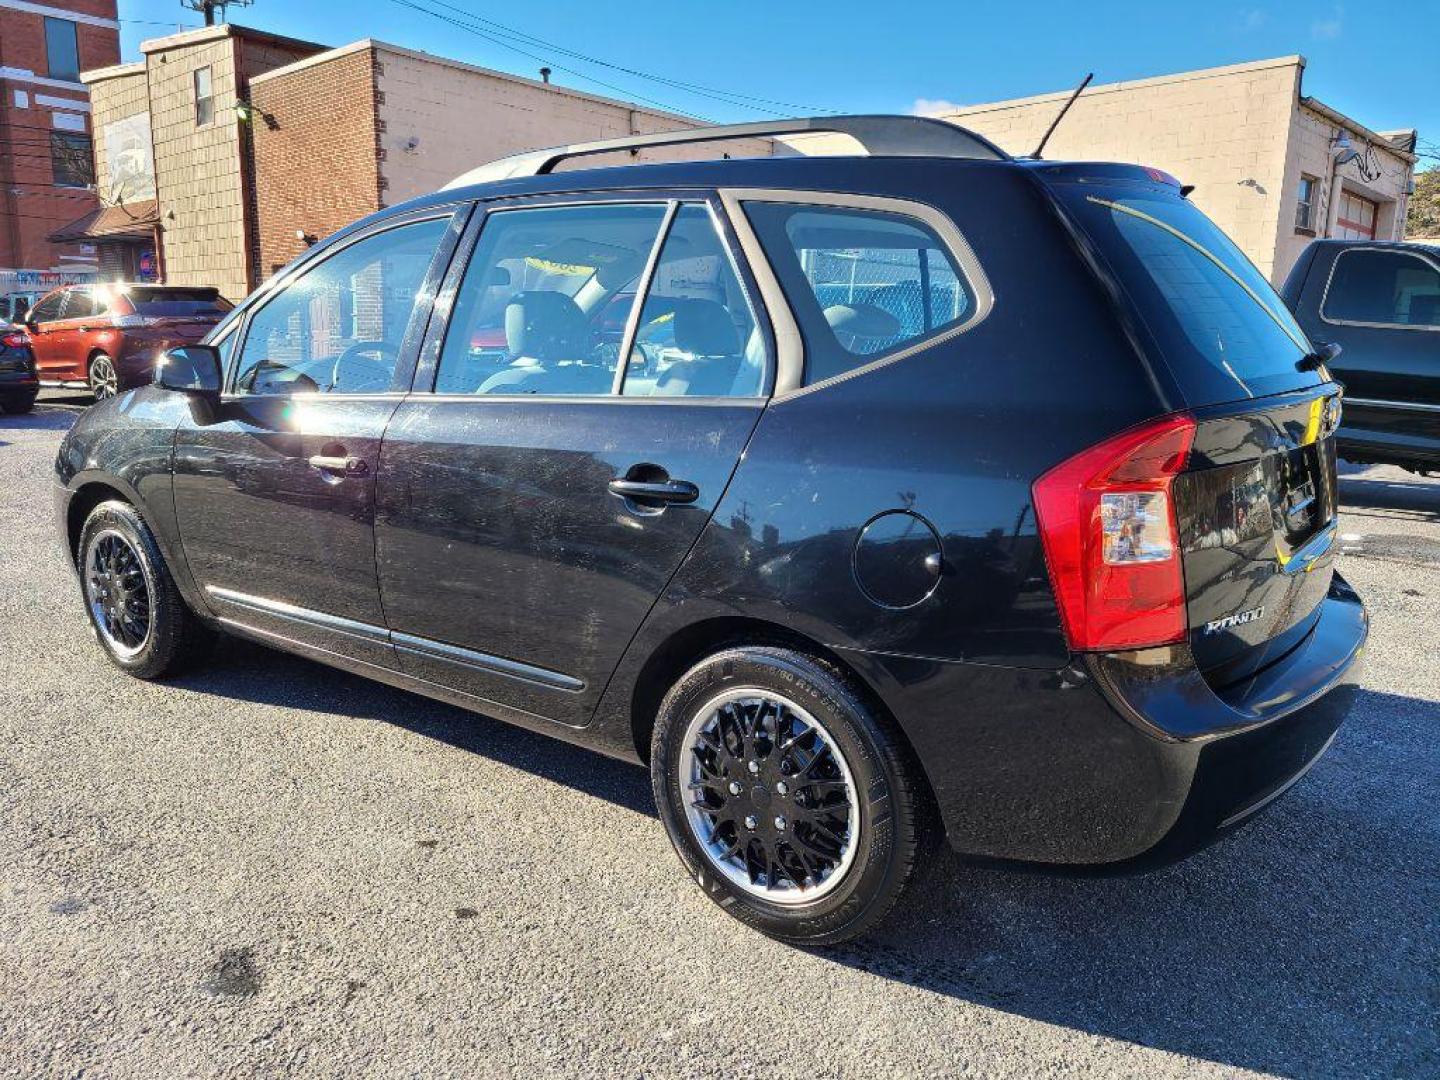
[1311, 4, 1343, 38]
[1237, 7, 1269, 31]
[912, 98, 965, 117]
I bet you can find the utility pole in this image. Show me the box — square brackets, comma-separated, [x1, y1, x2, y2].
[181, 0, 254, 26]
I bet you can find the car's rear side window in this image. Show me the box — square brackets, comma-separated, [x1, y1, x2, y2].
[1052, 181, 1323, 404]
[1322, 248, 1440, 328]
[741, 202, 973, 387]
[126, 288, 233, 318]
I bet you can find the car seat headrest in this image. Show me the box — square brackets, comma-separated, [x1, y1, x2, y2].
[504, 291, 588, 362]
[673, 298, 740, 357]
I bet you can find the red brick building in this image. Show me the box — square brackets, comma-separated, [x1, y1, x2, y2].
[0, 0, 119, 287]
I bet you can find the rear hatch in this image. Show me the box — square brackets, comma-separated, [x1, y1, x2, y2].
[1043, 168, 1339, 684]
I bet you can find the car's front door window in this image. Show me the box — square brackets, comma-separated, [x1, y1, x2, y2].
[233, 216, 451, 395]
[434, 203, 669, 396]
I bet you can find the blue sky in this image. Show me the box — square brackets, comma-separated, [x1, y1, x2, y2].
[117, 0, 1435, 163]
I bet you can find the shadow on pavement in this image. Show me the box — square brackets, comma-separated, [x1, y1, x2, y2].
[175, 637, 1438, 1076]
[0, 405, 80, 433]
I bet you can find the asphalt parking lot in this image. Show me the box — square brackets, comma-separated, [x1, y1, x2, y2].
[2, 390, 1437, 1079]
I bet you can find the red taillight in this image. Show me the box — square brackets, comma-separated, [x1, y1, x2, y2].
[1032, 412, 1196, 652]
[1, 332, 25, 348]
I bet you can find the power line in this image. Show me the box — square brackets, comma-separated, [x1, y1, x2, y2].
[420, 0, 838, 116]
[384, 0, 709, 119]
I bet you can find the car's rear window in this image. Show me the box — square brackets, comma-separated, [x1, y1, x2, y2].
[126, 288, 232, 318]
[1052, 181, 1324, 405]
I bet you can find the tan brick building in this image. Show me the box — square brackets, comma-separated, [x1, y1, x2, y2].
[0, 0, 119, 287]
[79, 33, 770, 301]
[76, 24, 321, 300]
[246, 40, 773, 278]
[922, 57, 1417, 285]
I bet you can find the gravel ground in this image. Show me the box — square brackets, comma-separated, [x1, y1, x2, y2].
[2, 392, 1437, 1079]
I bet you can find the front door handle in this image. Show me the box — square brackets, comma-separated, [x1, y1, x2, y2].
[608, 477, 699, 505]
[308, 454, 368, 477]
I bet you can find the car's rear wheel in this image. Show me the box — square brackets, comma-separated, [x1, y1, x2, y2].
[651, 646, 931, 945]
[89, 353, 119, 402]
[78, 500, 215, 679]
[0, 394, 36, 414]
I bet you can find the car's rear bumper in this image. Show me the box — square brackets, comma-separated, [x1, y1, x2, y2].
[1, 375, 39, 396]
[845, 573, 1367, 866]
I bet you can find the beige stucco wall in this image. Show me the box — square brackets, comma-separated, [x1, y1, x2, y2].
[370, 43, 773, 206]
[934, 58, 1302, 283]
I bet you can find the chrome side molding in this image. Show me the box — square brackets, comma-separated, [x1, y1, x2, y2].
[204, 586, 584, 693]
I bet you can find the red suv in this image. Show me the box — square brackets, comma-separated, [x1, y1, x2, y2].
[24, 283, 233, 401]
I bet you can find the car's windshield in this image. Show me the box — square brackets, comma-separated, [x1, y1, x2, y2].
[1052, 181, 1324, 404]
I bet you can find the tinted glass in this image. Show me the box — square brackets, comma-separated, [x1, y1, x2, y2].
[1054, 182, 1322, 404]
[127, 288, 233, 318]
[436, 203, 667, 396]
[50, 132, 93, 188]
[29, 293, 63, 323]
[743, 202, 971, 387]
[234, 216, 448, 395]
[44, 17, 79, 81]
[1323, 248, 1440, 328]
[61, 290, 95, 319]
[622, 205, 764, 398]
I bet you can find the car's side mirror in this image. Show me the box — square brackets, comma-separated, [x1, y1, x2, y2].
[156, 345, 223, 398]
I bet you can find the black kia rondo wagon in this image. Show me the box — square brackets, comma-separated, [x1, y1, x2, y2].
[55, 117, 1366, 943]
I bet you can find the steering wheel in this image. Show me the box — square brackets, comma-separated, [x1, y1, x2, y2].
[331, 341, 398, 393]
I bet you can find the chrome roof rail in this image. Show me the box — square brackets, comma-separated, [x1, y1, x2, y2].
[442, 114, 1010, 190]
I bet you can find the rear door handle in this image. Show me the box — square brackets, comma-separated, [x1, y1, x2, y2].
[608, 478, 699, 505]
[308, 454, 368, 477]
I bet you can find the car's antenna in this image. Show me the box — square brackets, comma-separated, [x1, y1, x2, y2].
[1029, 73, 1093, 160]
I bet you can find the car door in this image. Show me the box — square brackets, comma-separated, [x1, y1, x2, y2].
[375, 195, 772, 726]
[1300, 245, 1440, 453]
[171, 206, 468, 666]
[24, 289, 72, 381]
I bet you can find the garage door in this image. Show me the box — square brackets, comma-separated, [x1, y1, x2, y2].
[1336, 191, 1378, 240]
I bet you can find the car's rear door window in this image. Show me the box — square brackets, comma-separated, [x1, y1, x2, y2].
[126, 288, 233, 319]
[622, 204, 764, 398]
[740, 202, 973, 387]
[1052, 181, 1324, 404]
[434, 203, 669, 396]
[1322, 248, 1440, 328]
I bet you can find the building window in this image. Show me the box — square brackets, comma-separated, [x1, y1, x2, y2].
[44, 17, 80, 82]
[50, 132, 94, 189]
[1296, 175, 1318, 232]
[194, 67, 214, 127]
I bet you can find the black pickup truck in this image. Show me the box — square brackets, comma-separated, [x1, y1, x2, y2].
[1282, 239, 1440, 474]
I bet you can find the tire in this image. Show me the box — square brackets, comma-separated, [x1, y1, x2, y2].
[0, 394, 37, 414]
[89, 352, 119, 402]
[651, 646, 932, 945]
[77, 500, 215, 679]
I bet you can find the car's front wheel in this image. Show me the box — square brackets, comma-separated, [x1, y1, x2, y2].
[77, 500, 215, 678]
[89, 353, 119, 402]
[651, 646, 932, 945]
